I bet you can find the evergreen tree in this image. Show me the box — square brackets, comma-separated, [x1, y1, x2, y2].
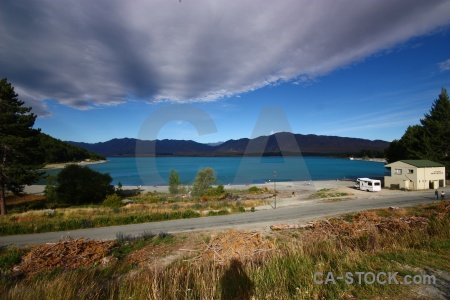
[420, 88, 450, 172]
[400, 125, 432, 160]
[0, 78, 43, 215]
[385, 88, 450, 178]
[384, 140, 405, 163]
[168, 169, 180, 194]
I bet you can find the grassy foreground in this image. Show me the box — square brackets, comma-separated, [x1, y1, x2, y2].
[1, 201, 449, 299]
[0, 190, 266, 236]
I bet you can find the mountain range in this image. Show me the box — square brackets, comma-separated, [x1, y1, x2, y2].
[67, 132, 389, 157]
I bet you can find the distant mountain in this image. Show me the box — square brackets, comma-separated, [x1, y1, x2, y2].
[67, 132, 389, 157]
[211, 132, 389, 155]
[69, 138, 212, 156]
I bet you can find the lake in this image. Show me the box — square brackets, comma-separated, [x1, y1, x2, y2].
[45, 157, 386, 186]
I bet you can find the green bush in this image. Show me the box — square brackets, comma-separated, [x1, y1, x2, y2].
[181, 210, 200, 218]
[44, 175, 58, 203]
[237, 206, 245, 213]
[204, 184, 225, 197]
[217, 209, 229, 215]
[103, 194, 123, 208]
[168, 169, 180, 194]
[207, 209, 230, 216]
[192, 167, 217, 196]
[215, 184, 225, 194]
[54, 164, 114, 205]
[248, 186, 261, 193]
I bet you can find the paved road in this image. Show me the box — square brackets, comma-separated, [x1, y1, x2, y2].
[0, 192, 439, 247]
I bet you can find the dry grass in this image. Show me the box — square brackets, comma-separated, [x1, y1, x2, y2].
[1, 201, 449, 299]
[0, 191, 267, 236]
[5, 194, 45, 205]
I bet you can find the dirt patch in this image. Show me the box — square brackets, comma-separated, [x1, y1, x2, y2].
[124, 231, 208, 269]
[185, 229, 277, 266]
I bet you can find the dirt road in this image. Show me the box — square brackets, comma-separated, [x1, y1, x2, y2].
[1, 189, 440, 247]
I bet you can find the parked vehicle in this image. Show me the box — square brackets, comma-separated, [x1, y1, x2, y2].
[356, 178, 381, 192]
[354, 178, 370, 190]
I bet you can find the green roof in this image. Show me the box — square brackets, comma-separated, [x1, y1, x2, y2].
[400, 160, 444, 168]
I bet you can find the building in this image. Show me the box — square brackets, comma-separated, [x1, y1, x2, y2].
[384, 160, 446, 190]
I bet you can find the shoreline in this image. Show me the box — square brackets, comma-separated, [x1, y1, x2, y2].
[22, 179, 440, 213]
[124, 179, 356, 194]
[41, 160, 108, 170]
[349, 157, 386, 163]
[24, 179, 356, 195]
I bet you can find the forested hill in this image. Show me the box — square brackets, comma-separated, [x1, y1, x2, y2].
[38, 133, 105, 163]
[68, 132, 389, 157]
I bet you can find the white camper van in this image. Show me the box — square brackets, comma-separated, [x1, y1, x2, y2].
[355, 178, 381, 192]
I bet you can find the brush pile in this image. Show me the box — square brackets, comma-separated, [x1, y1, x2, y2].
[271, 202, 450, 237]
[187, 229, 276, 265]
[13, 237, 117, 275]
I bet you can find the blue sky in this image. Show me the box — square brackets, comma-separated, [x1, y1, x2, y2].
[2, 1, 450, 144]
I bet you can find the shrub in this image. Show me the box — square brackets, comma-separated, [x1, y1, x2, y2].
[168, 169, 180, 194]
[248, 186, 261, 193]
[103, 194, 123, 208]
[205, 184, 226, 196]
[192, 167, 217, 196]
[216, 184, 225, 194]
[217, 209, 229, 215]
[181, 210, 200, 218]
[115, 182, 124, 197]
[44, 175, 58, 203]
[178, 185, 187, 194]
[54, 164, 114, 205]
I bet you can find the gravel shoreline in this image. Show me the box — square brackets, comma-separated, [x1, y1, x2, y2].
[41, 160, 107, 170]
[24, 179, 418, 205]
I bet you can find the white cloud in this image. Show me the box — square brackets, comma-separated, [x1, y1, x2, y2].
[1, 0, 450, 114]
[439, 58, 450, 71]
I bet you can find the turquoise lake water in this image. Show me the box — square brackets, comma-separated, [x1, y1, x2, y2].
[45, 157, 386, 186]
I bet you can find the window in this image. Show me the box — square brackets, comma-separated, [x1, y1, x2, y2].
[408, 169, 414, 174]
[395, 169, 402, 175]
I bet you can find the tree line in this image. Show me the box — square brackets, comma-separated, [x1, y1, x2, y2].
[38, 133, 105, 164]
[0, 78, 104, 214]
[385, 88, 450, 177]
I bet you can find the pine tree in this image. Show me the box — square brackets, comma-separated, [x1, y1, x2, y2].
[385, 88, 450, 177]
[420, 88, 450, 171]
[0, 78, 43, 215]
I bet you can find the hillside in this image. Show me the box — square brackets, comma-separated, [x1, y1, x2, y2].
[68, 132, 389, 157]
[39, 133, 106, 163]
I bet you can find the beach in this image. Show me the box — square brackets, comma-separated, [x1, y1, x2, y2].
[23, 178, 417, 210]
[41, 160, 108, 170]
